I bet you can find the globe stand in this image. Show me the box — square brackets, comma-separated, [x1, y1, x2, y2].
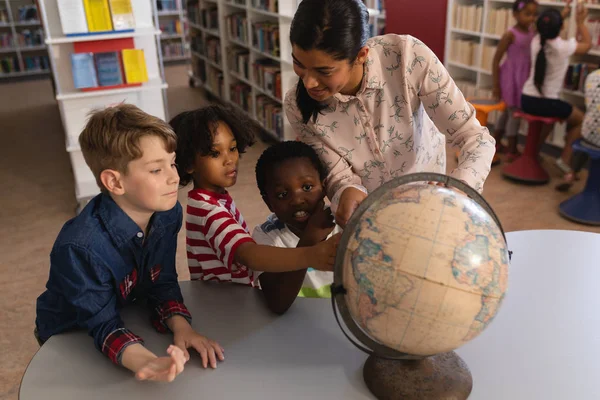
[363, 352, 473, 400]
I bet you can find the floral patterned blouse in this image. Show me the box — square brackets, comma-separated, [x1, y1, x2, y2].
[284, 34, 496, 210]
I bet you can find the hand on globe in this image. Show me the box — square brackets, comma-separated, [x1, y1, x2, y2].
[336, 187, 368, 228]
[308, 232, 341, 271]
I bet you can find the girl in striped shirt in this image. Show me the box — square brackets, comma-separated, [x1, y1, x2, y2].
[170, 105, 339, 287]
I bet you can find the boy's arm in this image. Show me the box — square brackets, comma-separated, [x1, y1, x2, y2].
[146, 204, 192, 334]
[47, 245, 143, 366]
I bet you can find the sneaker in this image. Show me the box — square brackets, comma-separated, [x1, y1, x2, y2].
[555, 158, 572, 174]
[555, 172, 575, 192]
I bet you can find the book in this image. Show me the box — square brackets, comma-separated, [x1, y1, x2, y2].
[83, 0, 113, 32]
[56, 0, 89, 35]
[121, 49, 148, 83]
[71, 53, 98, 88]
[108, 0, 135, 31]
[94, 52, 124, 86]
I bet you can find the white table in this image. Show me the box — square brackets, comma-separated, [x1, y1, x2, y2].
[20, 230, 600, 399]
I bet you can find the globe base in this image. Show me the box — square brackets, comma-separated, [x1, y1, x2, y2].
[363, 351, 473, 400]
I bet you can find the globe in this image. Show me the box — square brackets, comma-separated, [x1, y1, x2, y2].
[332, 172, 510, 399]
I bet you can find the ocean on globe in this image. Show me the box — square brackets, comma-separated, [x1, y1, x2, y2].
[338, 177, 510, 357]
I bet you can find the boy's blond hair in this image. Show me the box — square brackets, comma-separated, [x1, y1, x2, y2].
[79, 104, 176, 192]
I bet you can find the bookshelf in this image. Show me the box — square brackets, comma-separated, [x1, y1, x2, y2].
[156, 0, 190, 62]
[444, 0, 600, 149]
[0, 0, 50, 79]
[186, 0, 386, 142]
[38, 0, 168, 209]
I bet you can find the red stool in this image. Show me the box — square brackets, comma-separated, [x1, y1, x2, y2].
[502, 111, 562, 184]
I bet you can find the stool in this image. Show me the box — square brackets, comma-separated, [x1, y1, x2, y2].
[558, 139, 600, 225]
[502, 111, 562, 184]
[456, 98, 506, 166]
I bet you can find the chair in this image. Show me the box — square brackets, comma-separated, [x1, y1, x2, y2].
[558, 139, 600, 225]
[502, 111, 563, 184]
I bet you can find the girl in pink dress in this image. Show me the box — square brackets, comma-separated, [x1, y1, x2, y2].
[491, 0, 539, 162]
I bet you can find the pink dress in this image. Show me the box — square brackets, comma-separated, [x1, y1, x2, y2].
[500, 27, 535, 108]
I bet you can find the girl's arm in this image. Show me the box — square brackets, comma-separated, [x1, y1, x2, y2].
[575, 5, 592, 55]
[492, 30, 515, 100]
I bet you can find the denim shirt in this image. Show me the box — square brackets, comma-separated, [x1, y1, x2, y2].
[36, 193, 191, 365]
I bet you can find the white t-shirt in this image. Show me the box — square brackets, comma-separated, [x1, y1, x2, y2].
[522, 35, 577, 99]
[252, 214, 341, 298]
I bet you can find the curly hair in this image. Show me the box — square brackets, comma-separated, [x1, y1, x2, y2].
[170, 104, 257, 186]
[255, 140, 327, 200]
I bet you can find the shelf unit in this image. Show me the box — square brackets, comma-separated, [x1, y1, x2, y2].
[38, 0, 169, 207]
[0, 0, 49, 79]
[155, 0, 190, 62]
[186, 0, 387, 142]
[444, 0, 600, 149]
[365, 0, 386, 37]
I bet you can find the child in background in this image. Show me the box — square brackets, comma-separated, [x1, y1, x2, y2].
[521, 5, 591, 190]
[36, 104, 224, 382]
[253, 141, 340, 314]
[492, 0, 538, 161]
[170, 105, 339, 288]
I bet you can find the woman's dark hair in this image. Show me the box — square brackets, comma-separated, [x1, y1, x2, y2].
[289, 0, 370, 124]
[169, 104, 257, 187]
[255, 140, 327, 201]
[534, 9, 563, 96]
[512, 0, 537, 13]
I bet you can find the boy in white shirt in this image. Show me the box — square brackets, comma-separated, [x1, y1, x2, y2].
[253, 141, 341, 314]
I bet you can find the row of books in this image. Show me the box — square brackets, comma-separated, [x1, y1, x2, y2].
[254, 58, 281, 99]
[586, 20, 600, 51]
[24, 55, 50, 71]
[479, 43, 495, 73]
[160, 20, 183, 35]
[206, 67, 225, 97]
[205, 37, 221, 64]
[226, 13, 248, 44]
[252, 22, 279, 57]
[452, 4, 483, 33]
[0, 5, 39, 23]
[71, 49, 148, 89]
[564, 63, 599, 93]
[486, 8, 515, 36]
[229, 47, 250, 79]
[251, 0, 278, 13]
[449, 39, 479, 67]
[162, 42, 185, 57]
[157, 0, 179, 11]
[256, 95, 284, 139]
[0, 30, 45, 49]
[190, 6, 218, 30]
[0, 55, 49, 74]
[230, 82, 252, 113]
[56, 0, 135, 36]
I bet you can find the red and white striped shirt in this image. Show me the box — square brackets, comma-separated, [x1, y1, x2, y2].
[186, 189, 256, 285]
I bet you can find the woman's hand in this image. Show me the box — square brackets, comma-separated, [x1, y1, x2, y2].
[336, 187, 368, 228]
[576, 1, 588, 25]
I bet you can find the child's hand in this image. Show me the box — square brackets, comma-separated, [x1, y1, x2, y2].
[576, 2, 588, 24]
[301, 200, 336, 245]
[308, 232, 341, 271]
[174, 326, 225, 369]
[561, 0, 572, 19]
[135, 345, 187, 382]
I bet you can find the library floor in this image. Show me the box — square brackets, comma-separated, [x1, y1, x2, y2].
[1, 64, 599, 400]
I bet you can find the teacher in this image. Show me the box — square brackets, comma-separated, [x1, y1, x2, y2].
[284, 0, 496, 227]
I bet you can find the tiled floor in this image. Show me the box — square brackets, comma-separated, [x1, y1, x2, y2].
[0, 64, 598, 400]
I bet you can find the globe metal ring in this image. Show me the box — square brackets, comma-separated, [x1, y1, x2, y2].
[332, 172, 509, 360]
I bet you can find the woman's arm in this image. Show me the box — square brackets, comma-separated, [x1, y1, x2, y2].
[492, 31, 515, 99]
[408, 37, 496, 192]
